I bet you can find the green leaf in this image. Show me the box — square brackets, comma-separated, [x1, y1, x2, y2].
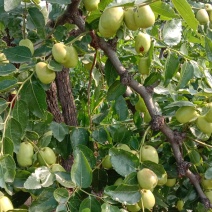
[104, 184, 141, 204]
[55, 172, 75, 188]
[4, 0, 21, 12]
[45, 0, 70, 4]
[107, 80, 126, 101]
[123, 172, 138, 185]
[164, 100, 194, 109]
[68, 192, 81, 212]
[205, 167, 212, 180]
[20, 80, 47, 119]
[71, 150, 92, 188]
[91, 127, 108, 144]
[50, 121, 69, 142]
[3, 137, 14, 156]
[3, 46, 32, 63]
[101, 203, 120, 212]
[188, 150, 202, 166]
[5, 118, 23, 153]
[164, 52, 180, 87]
[13, 170, 31, 189]
[53, 188, 69, 204]
[0, 155, 16, 193]
[150, 1, 176, 19]
[162, 19, 182, 46]
[74, 145, 96, 169]
[105, 59, 118, 86]
[109, 148, 139, 177]
[79, 196, 101, 212]
[70, 128, 89, 149]
[24, 167, 54, 189]
[38, 131, 53, 148]
[0, 63, 16, 75]
[143, 72, 162, 87]
[171, 0, 198, 31]
[112, 126, 131, 144]
[0, 98, 8, 113]
[0, 76, 17, 92]
[205, 69, 212, 88]
[12, 100, 29, 133]
[29, 188, 58, 212]
[114, 96, 128, 121]
[205, 37, 212, 62]
[27, 7, 46, 39]
[92, 169, 108, 192]
[177, 61, 194, 89]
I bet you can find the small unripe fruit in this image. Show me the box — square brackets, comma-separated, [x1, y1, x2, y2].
[138, 57, 150, 75]
[137, 168, 158, 190]
[196, 9, 209, 25]
[140, 145, 159, 164]
[175, 106, 197, 124]
[116, 144, 131, 152]
[176, 200, 184, 211]
[35, 62, 56, 84]
[114, 178, 123, 186]
[157, 172, 168, 186]
[135, 32, 151, 54]
[102, 155, 112, 169]
[124, 7, 138, 31]
[126, 203, 141, 212]
[165, 178, 176, 187]
[134, 5, 155, 28]
[19, 38, 34, 55]
[204, 104, 212, 122]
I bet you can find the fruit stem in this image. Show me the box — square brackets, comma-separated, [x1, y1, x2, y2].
[188, 136, 212, 148]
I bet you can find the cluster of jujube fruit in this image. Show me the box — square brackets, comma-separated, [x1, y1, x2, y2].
[97, 4, 155, 76]
[16, 141, 59, 169]
[101, 143, 177, 211]
[175, 103, 212, 136]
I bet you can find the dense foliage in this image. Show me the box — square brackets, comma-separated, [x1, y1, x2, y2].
[0, 0, 212, 211]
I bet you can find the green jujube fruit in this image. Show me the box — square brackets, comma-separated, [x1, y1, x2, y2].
[124, 7, 138, 31]
[98, 7, 124, 38]
[35, 62, 56, 84]
[196, 116, 212, 135]
[138, 189, 155, 210]
[137, 168, 158, 190]
[17, 141, 34, 167]
[83, 0, 100, 11]
[102, 155, 112, 169]
[0, 196, 14, 212]
[204, 103, 212, 122]
[138, 57, 150, 75]
[19, 38, 34, 55]
[126, 203, 141, 212]
[135, 32, 151, 54]
[140, 145, 159, 164]
[134, 5, 155, 28]
[38, 147, 57, 165]
[196, 9, 209, 25]
[175, 106, 197, 124]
